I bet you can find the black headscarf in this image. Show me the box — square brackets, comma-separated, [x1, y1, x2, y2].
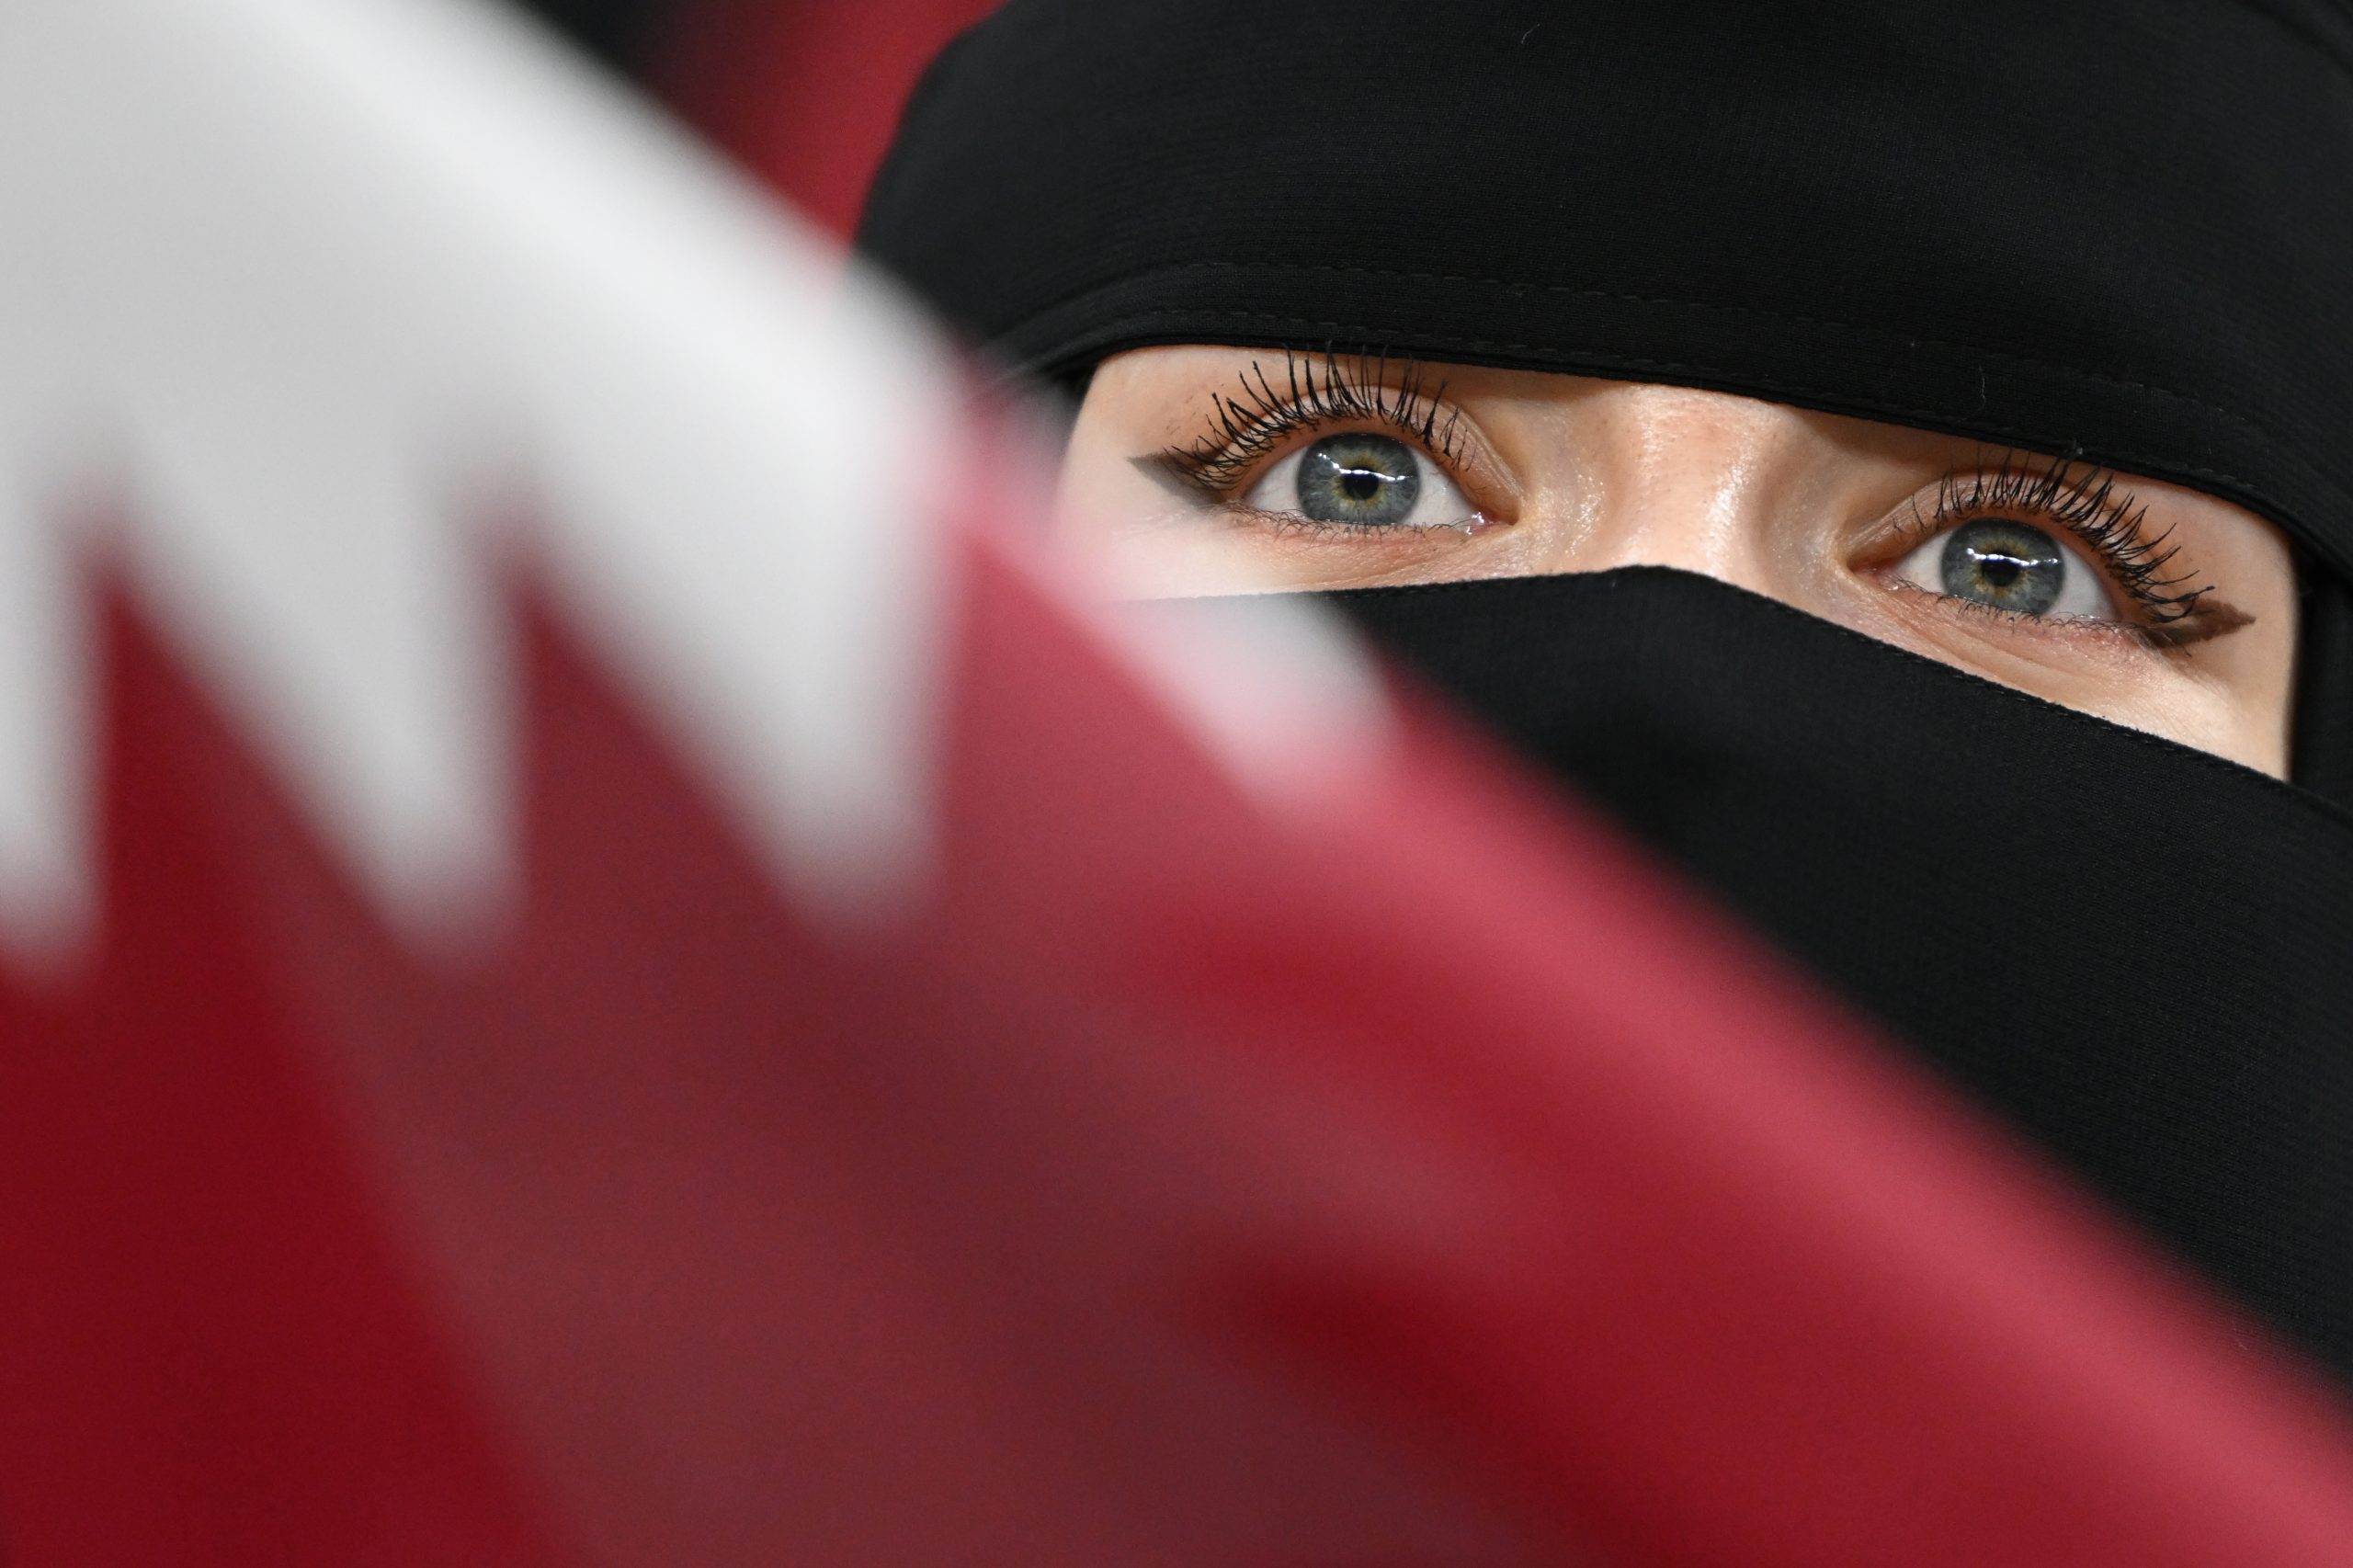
[861, 3, 2353, 1382]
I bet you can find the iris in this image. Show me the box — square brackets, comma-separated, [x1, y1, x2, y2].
[1297, 434, 1422, 526]
[1941, 519, 2067, 616]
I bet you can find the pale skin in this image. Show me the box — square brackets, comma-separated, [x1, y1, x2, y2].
[1055, 346, 2302, 776]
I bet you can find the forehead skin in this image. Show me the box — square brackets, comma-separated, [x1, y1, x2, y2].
[1058, 346, 2301, 778]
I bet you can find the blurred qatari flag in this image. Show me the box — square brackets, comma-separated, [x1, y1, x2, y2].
[7, 3, 2353, 1564]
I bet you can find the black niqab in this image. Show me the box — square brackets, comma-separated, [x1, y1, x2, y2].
[861, 2, 2353, 1381]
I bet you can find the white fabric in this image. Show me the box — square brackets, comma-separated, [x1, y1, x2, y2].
[0, 0, 956, 956]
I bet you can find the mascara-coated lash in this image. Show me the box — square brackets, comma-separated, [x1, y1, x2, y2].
[1158, 351, 1464, 497]
[1904, 450, 2224, 641]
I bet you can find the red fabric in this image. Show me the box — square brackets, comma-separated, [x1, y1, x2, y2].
[0, 588, 574, 1567]
[658, 0, 999, 238]
[9, 505, 2353, 1562]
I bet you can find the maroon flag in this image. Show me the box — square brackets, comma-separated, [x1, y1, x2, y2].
[4, 4, 2353, 1564]
[657, 0, 1001, 238]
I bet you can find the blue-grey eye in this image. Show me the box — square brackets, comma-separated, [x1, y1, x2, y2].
[1241, 431, 1478, 529]
[1295, 433, 1421, 525]
[1941, 519, 2065, 613]
[1891, 517, 2111, 619]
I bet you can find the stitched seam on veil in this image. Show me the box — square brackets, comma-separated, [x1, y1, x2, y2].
[1015, 260, 2312, 453]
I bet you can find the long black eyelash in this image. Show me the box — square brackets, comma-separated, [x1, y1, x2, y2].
[1916, 449, 2215, 629]
[1157, 350, 1463, 495]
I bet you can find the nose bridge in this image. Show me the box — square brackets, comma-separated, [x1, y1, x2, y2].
[1554, 385, 1799, 589]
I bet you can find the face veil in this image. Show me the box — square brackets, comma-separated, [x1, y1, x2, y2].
[858, 1, 2353, 1382]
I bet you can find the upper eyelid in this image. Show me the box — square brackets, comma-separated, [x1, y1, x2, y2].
[1159, 368, 1502, 504]
[1906, 460, 2205, 593]
[1169, 355, 1454, 466]
[1920, 453, 2156, 554]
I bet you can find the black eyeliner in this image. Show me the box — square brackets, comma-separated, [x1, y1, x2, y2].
[1154, 350, 1459, 497]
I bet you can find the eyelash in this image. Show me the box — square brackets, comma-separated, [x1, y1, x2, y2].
[1157, 351, 1467, 502]
[1159, 365, 2227, 645]
[1895, 451, 2218, 641]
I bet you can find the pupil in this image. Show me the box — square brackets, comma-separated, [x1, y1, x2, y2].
[1939, 518, 2065, 617]
[1297, 433, 1422, 526]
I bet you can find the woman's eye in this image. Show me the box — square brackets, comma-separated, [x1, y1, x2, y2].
[1890, 517, 2114, 620]
[1241, 432, 1476, 529]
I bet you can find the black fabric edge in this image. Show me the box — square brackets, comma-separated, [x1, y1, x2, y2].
[2294, 564, 2353, 804]
[1304, 565, 2353, 833]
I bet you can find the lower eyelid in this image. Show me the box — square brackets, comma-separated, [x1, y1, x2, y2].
[1222, 501, 1497, 542]
[1876, 570, 2205, 660]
